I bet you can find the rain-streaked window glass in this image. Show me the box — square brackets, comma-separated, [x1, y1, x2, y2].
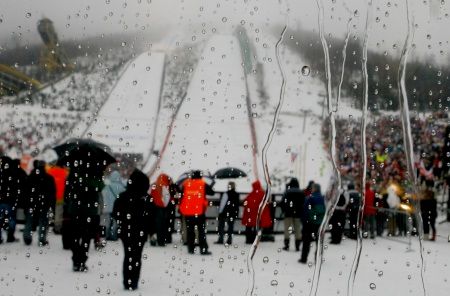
[0, 0, 449, 295]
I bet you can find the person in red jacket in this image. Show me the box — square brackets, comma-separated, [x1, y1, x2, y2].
[149, 173, 176, 246]
[179, 170, 214, 255]
[46, 165, 68, 234]
[242, 180, 272, 244]
[363, 182, 376, 239]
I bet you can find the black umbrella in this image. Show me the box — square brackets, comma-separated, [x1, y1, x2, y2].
[53, 138, 116, 172]
[213, 167, 247, 179]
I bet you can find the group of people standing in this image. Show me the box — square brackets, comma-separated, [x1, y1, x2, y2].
[1, 155, 330, 290]
[13, 154, 433, 290]
[280, 179, 326, 263]
[0, 156, 56, 246]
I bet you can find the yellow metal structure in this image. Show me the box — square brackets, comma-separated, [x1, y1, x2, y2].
[0, 64, 42, 95]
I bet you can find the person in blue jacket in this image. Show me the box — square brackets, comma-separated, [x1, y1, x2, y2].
[299, 183, 325, 264]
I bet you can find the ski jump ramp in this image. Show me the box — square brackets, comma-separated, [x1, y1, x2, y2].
[154, 35, 256, 184]
[83, 51, 165, 162]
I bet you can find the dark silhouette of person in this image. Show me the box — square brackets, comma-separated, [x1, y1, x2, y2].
[216, 181, 240, 245]
[113, 169, 152, 290]
[23, 160, 56, 246]
[64, 163, 103, 271]
[299, 183, 325, 264]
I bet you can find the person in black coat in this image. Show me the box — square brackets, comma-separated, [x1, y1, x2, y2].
[64, 164, 103, 271]
[420, 180, 437, 241]
[281, 178, 305, 251]
[329, 191, 348, 244]
[11, 158, 28, 210]
[346, 183, 361, 240]
[23, 160, 56, 246]
[215, 181, 240, 245]
[0, 156, 15, 243]
[113, 169, 152, 290]
[0, 157, 28, 243]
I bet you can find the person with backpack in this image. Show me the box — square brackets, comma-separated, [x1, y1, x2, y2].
[299, 183, 325, 264]
[329, 189, 348, 244]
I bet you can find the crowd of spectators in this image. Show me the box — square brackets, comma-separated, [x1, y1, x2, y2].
[322, 111, 449, 191]
[322, 111, 449, 239]
[0, 52, 131, 156]
[0, 109, 85, 157]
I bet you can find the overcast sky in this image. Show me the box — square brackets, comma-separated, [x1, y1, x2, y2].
[0, 0, 448, 61]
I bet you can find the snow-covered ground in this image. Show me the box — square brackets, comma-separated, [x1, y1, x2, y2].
[1, 223, 449, 296]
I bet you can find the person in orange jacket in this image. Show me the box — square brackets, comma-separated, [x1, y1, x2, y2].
[241, 180, 272, 244]
[179, 170, 214, 255]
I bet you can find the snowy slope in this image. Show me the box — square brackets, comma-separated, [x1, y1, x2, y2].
[245, 33, 333, 191]
[82, 52, 165, 159]
[154, 35, 255, 191]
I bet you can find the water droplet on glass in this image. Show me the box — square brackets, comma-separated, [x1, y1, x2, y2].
[301, 65, 310, 76]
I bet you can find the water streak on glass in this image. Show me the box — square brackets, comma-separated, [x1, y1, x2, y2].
[245, 24, 288, 296]
[309, 0, 343, 295]
[348, 1, 372, 295]
[397, 0, 427, 294]
[335, 17, 352, 113]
